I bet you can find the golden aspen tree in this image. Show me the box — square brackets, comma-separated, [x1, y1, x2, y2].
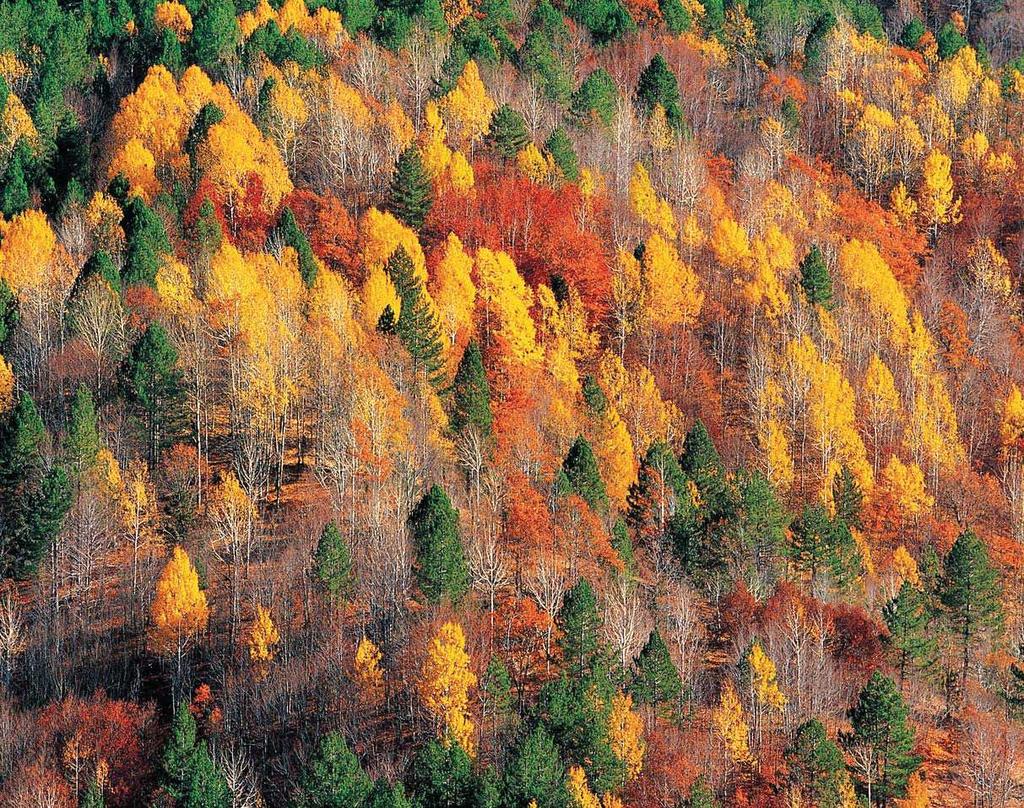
[442, 0, 472, 27]
[759, 418, 794, 493]
[0, 209, 57, 294]
[149, 547, 210, 678]
[238, 0, 275, 36]
[0, 355, 14, 414]
[0, 92, 38, 158]
[713, 680, 751, 763]
[863, 354, 901, 473]
[607, 691, 645, 782]
[475, 248, 542, 368]
[566, 766, 601, 808]
[917, 150, 961, 238]
[248, 605, 280, 679]
[121, 459, 158, 623]
[896, 770, 930, 807]
[889, 182, 918, 224]
[154, 1, 193, 39]
[1001, 384, 1024, 540]
[838, 240, 911, 348]
[111, 65, 188, 168]
[360, 207, 428, 281]
[419, 621, 477, 755]
[749, 642, 787, 712]
[421, 101, 453, 180]
[85, 192, 125, 255]
[629, 162, 676, 238]
[880, 455, 934, 517]
[641, 232, 703, 333]
[429, 233, 476, 347]
[440, 60, 495, 149]
[107, 138, 160, 200]
[611, 249, 645, 358]
[591, 405, 636, 510]
[209, 472, 258, 640]
[891, 545, 921, 589]
[354, 636, 385, 705]
[448, 151, 474, 193]
[517, 144, 552, 184]
[361, 267, 402, 330]
[711, 216, 751, 268]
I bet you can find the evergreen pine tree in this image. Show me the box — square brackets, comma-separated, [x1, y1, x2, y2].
[899, 18, 926, 49]
[488, 105, 531, 160]
[570, 68, 618, 127]
[634, 54, 683, 130]
[883, 580, 937, 685]
[1, 143, 31, 218]
[120, 195, 171, 287]
[376, 305, 397, 335]
[730, 471, 789, 590]
[832, 465, 863, 528]
[939, 530, 1003, 687]
[556, 578, 602, 677]
[294, 732, 373, 808]
[387, 147, 433, 230]
[842, 672, 921, 806]
[502, 726, 567, 808]
[659, 0, 691, 34]
[409, 484, 468, 604]
[81, 779, 105, 808]
[17, 466, 71, 579]
[66, 384, 100, 479]
[406, 738, 474, 808]
[581, 374, 607, 414]
[385, 247, 446, 388]
[274, 206, 318, 287]
[0, 395, 47, 578]
[611, 517, 635, 575]
[0, 279, 19, 351]
[186, 744, 231, 808]
[366, 779, 412, 808]
[544, 126, 579, 181]
[683, 777, 718, 808]
[339, 0, 377, 35]
[313, 521, 354, 601]
[79, 251, 121, 293]
[799, 245, 833, 309]
[121, 323, 185, 465]
[482, 655, 514, 726]
[448, 341, 492, 438]
[786, 504, 832, 582]
[630, 629, 683, 713]
[784, 719, 847, 808]
[191, 0, 240, 71]
[162, 703, 200, 800]
[561, 436, 608, 513]
[827, 517, 863, 592]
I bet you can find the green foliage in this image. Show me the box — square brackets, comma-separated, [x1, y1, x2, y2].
[409, 484, 468, 604]
[488, 105, 531, 160]
[191, 0, 240, 71]
[517, 30, 572, 103]
[0, 143, 31, 217]
[581, 375, 607, 415]
[162, 703, 201, 800]
[611, 517, 635, 574]
[120, 194, 171, 287]
[635, 54, 683, 130]
[831, 465, 862, 528]
[483, 655, 514, 721]
[340, 0, 378, 35]
[120, 323, 186, 465]
[449, 341, 493, 438]
[730, 471, 789, 591]
[565, 0, 636, 45]
[630, 629, 683, 711]
[387, 147, 433, 230]
[842, 672, 921, 806]
[660, 0, 691, 34]
[373, 9, 413, 51]
[544, 127, 578, 182]
[385, 247, 446, 387]
[294, 732, 373, 808]
[937, 21, 968, 59]
[245, 20, 323, 68]
[780, 95, 800, 135]
[883, 580, 937, 684]
[367, 780, 412, 808]
[787, 506, 862, 592]
[899, 18, 926, 48]
[66, 384, 100, 478]
[0, 279, 20, 351]
[683, 777, 718, 808]
[81, 779, 105, 808]
[784, 719, 847, 808]
[799, 245, 833, 309]
[185, 102, 225, 170]
[556, 579, 602, 678]
[803, 11, 836, 74]
[561, 436, 608, 513]
[313, 521, 354, 600]
[503, 725, 567, 808]
[275, 206, 319, 287]
[571, 68, 618, 127]
[406, 739, 474, 808]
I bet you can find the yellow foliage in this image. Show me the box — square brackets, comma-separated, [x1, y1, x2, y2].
[748, 642, 787, 712]
[440, 60, 495, 148]
[1, 92, 39, 157]
[112, 65, 189, 167]
[838, 240, 911, 348]
[0, 354, 14, 414]
[419, 621, 477, 755]
[889, 182, 918, 223]
[476, 248, 542, 368]
[442, 0, 472, 28]
[85, 192, 125, 254]
[108, 138, 160, 201]
[198, 109, 293, 210]
[892, 545, 922, 589]
[607, 691, 645, 781]
[641, 232, 703, 331]
[759, 418, 794, 493]
[1001, 384, 1024, 451]
[881, 455, 934, 516]
[448, 150, 474, 193]
[567, 766, 601, 808]
[629, 162, 676, 237]
[149, 546, 210, 654]
[355, 636, 385, 702]
[239, 0, 275, 38]
[896, 771, 930, 808]
[361, 207, 428, 282]
[0, 209, 57, 294]
[154, 1, 193, 40]
[711, 217, 751, 267]
[713, 680, 751, 763]
[421, 101, 453, 180]
[917, 150, 961, 232]
[430, 233, 476, 345]
[593, 406, 636, 509]
[248, 605, 280, 677]
[517, 143, 552, 183]
[382, 101, 415, 153]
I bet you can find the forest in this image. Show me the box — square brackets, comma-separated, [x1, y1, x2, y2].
[0, 0, 1023, 804]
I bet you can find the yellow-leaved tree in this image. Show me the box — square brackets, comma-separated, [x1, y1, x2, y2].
[917, 150, 961, 239]
[248, 604, 280, 679]
[475, 248, 542, 370]
[880, 455, 934, 518]
[606, 691, 645, 784]
[419, 621, 477, 755]
[1001, 384, 1024, 541]
[629, 162, 675, 238]
[713, 679, 751, 763]
[745, 641, 786, 754]
[0, 355, 13, 414]
[150, 547, 209, 682]
[566, 766, 601, 808]
[355, 636, 385, 706]
[429, 233, 476, 349]
[440, 60, 495, 149]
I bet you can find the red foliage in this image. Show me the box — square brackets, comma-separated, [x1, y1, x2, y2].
[719, 580, 758, 644]
[824, 602, 884, 681]
[184, 173, 276, 252]
[835, 190, 927, 286]
[284, 189, 360, 281]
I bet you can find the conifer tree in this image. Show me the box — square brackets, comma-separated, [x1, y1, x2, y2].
[634, 54, 683, 130]
[120, 194, 172, 287]
[387, 147, 433, 230]
[832, 465, 863, 528]
[883, 581, 937, 685]
[488, 105, 530, 160]
[313, 521, 354, 601]
[660, 0, 691, 34]
[162, 702, 201, 800]
[630, 629, 683, 713]
[842, 672, 921, 806]
[544, 126, 578, 181]
[684, 777, 718, 808]
[81, 779, 105, 808]
[784, 719, 848, 808]
[191, 0, 239, 71]
[503, 726, 567, 808]
[0, 279, 18, 351]
[448, 341, 492, 438]
[562, 436, 608, 513]
[799, 245, 833, 309]
[406, 739, 474, 808]
[571, 68, 618, 127]
[66, 384, 100, 479]
[0, 143, 31, 218]
[121, 323, 185, 465]
[409, 485, 468, 604]
[274, 206, 318, 287]
[366, 780, 412, 808]
[386, 247, 446, 388]
[294, 732, 373, 808]
[939, 530, 1003, 687]
[611, 517, 635, 575]
[557, 578, 602, 677]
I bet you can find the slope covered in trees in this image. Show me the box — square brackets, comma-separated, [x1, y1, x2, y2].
[0, 0, 1023, 805]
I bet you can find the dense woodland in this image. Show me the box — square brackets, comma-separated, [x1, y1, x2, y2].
[1, 0, 1024, 805]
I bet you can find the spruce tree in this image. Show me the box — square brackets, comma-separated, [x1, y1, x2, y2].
[191, 0, 240, 71]
[570, 68, 618, 127]
[488, 105, 530, 160]
[313, 521, 354, 601]
[121, 323, 185, 465]
[684, 777, 718, 808]
[544, 126, 579, 181]
[409, 484, 468, 604]
[0, 143, 31, 217]
[659, 0, 691, 34]
[448, 341, 492, 438]
[162, 703, 200, 800]
[630, 629, 683, 712]
[939, 530, 1003, 687]
[294, 732, 373, 808]
[799, 245, 833, 309]
[120, 195, 171, 287]
[883, 580, 937, 685]
[385, 247, 446, 388]
[611, 517, 635, 574]
[634, 54, 683, 130]
[842, 672, 921, 806]
[561, 436, 608, 513]
[784, 719, 847, 808]
[502, 726, 567, 808]
[406, 738, 474, 808]
[386, 147, 433, 230]
[186, 744, 231, 808]
[79, 251, 121, 293]
[274, 206, 318, 287]
[581, 374, 607, 414]
[81, 779, 105, 808]
[66, 384, 100, 479]
[366, 779, 412, 808]
[340, 0, 377, 35]
[832, 465, 863, 528]
[0, 279, 19, 350]
[557, 578, 602, 677]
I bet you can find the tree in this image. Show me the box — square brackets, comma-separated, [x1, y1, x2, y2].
[544, 127, 579, 182]
[248, 604, 280, 678]
[121, 323, 185, 465]
[81, 779, 104, 808]
[419, 621, 477, 754]
[66, 384, 100, 480]
[630, 630, 683, 714]
[571, 68, 618, 128]
[409, 485, 469, 604]
[843, 672, 920, 806]
[149, 546, 210, 682]
[448, 341, 492, 438]
[386, 247, 446, 388]
[660, 0, 690, 34]
[606, 691, 645, 782]
[883, 581, 936, 685]
[503, 725, 567, 808]
[799, 245, 833, 309]
[939, 530, 1002, 687]
[634, 54, 682, 130]
[562, 436, 608, 514]
[832, 465, 863, 528]
[294, 732, 373, 808]
[683, 777, 717, 808]
[274, 206, 318, 287]
[557, 579, 602, 678]
[712, 680, 750, 763]
[387, 147, 433, 230]
[367, 780, 412, 808]
[313, 521, 354, 601]
[0, 280, 18, 351]
[917, 150, 961, 240]
[162, 701, 229, 807]
[785, 719, 849, 808]
[487, 105, 530, 160]
[406, 739, 474, 808]
[191, 0, 239, 70]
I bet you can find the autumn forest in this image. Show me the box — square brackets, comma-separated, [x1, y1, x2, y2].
[0, 0, 1023, 805]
